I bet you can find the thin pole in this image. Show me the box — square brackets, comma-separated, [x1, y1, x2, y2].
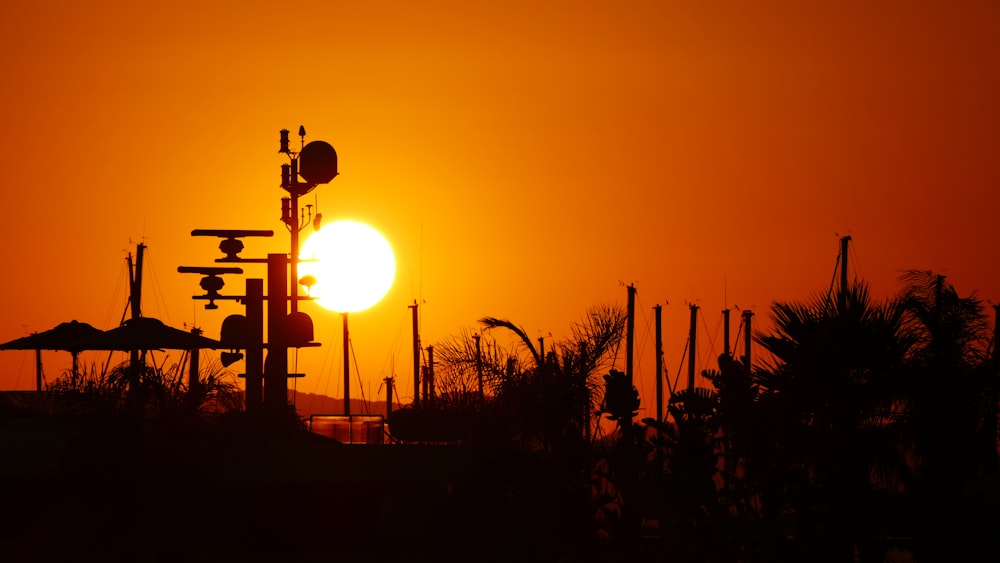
[688, 304, 698, 391]
[626, 284, 636, 387]
[289, 157, 300, 315]
[35, 349, 43, 392]
[188, 327, 201, 392]
[427, 345, 435, 408]
[839, 235, 851, 311]
[129, 243, 145, 320]
[742, 310, 754, 371]
[264, 253, 289, 414]
[410, 301, 420, 408]
[655, 304, 663, 423]
[343, 312, 351, 416]
[722, 308, 731, 358]
[384, 376, 393, 419]
[128, 244, 145, 371]
[245, 278, 264, 413]
[474, 333, 483, 404]
[993, 305, 1000, 367]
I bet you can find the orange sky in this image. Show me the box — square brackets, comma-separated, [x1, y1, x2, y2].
[2, 1, 998, 418]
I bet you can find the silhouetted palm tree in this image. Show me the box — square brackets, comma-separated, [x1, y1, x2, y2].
[895, 270, 996, 561]
[753, 281, 913, 561]
[429, 304, 627, 556]
[433, 303, 626, 451]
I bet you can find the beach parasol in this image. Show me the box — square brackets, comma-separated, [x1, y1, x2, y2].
[0, 320, 104, 352]
[79, 317, 222, 351]
[0, 320, 105, 388]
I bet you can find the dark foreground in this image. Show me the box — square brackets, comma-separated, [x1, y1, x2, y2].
[0, 409, 600, 562]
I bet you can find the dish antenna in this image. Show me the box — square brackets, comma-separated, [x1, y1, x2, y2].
[299, 140, 338, 185]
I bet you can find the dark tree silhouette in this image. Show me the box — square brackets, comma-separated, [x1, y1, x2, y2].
[753, 281, 913, 562]
[895, 270, 998, 561]
[397, 303, 627, 558]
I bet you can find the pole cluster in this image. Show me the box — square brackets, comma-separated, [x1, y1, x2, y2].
[178, 127, 338, 418]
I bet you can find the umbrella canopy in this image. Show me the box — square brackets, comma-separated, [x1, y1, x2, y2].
[0, 320, 104, 352]
[80, 317, 222, 351]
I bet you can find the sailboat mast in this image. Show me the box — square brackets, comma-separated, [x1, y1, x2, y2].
[722, 308, 731, 357]
[127, 243, 146, 370]
[626, 284, 636, 388]
[410, 301, 420, 409]
[839, 235, 851, 311]
[742, 309, 754, 370]
[128, 243, 146, 320]
[655, 304, 663, 422]
[688, 304, 698, 391]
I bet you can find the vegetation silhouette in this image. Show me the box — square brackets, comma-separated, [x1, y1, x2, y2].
[3, 263, 999, 561]
[636, 271, 999, 562]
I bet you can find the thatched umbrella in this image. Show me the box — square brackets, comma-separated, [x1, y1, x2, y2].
[80, 317, 221, 352]
[0, 320, 104, 389]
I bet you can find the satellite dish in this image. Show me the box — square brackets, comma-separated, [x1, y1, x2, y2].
[299, 140, 338, 185]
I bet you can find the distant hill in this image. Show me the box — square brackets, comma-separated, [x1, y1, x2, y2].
[289, 390, 404, 419]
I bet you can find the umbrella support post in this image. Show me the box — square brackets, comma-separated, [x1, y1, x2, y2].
[244, 278, 265, 414]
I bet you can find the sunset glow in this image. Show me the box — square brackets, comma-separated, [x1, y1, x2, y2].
[0, 1, 997, 416]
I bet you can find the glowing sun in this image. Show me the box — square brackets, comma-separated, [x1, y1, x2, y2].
[298, 220, 395, 312]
